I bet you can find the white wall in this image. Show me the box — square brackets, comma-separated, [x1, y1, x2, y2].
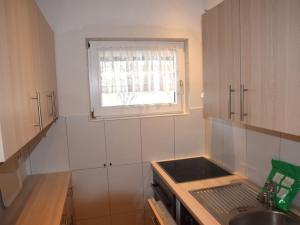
[205, 118, 300, 208]
[205, 0, 224, 10]
[36, 0, 206, 116]
[31, 2, 207, 223]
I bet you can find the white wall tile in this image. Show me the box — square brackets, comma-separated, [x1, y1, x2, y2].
[67, 116, 106, 170]
[30, 117, 69, 174]
[245, 129, 280, 186]
[141, 117, 174, 162]
[280, 138, 300, 166]
[223, 123, 246, 175]
[174, 109, 204, 158]
[207, 119, 224, 164]
[143, 162, 154, 204]
[204, 118, 212, 156]
[206, 119, 300, 207]
[72, 168, 110, 220]
[108, 164, 144, 215]
[76, 217, 111, 225]
[106, 119, 142, 165]
[111, 210, 144, 225]
[205, 0, 224, 10]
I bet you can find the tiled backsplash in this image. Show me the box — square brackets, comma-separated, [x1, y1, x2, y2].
[205, 118, 300, 207]
[29, 109, 205, 173]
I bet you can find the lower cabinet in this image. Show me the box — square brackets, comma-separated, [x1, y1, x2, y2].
[71, 164, 144, 225]
[72, 168, 110, 220]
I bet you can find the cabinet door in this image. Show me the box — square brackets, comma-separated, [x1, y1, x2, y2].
[0, 0, 20, 161]
[218, 0, 240, 122]
[0, 0, 41, 161]
[108, 164, 144, 215]
[202, 6, 219, 119]
[72, 168, 110, 220]
[38, 10, 57, 128]
[203, 0, 240, 122]
[240, 0, 300, 135]
[26, 0, 44, 136]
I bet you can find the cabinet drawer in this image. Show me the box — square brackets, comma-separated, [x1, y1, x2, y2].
[148, 198, 177, 225]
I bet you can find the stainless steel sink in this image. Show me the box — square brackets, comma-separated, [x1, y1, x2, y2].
[229, 210, 300, 225]
[190, 182, 300, 225]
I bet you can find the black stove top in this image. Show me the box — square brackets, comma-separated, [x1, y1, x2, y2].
[158, 157, 232, 183]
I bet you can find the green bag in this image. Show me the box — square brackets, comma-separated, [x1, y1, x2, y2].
[261, 159, 300, 212]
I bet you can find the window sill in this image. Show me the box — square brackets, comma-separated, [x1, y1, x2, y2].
[88, 111, 191, 122]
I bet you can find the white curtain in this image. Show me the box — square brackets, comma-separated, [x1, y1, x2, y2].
[98, 47, 177, 94]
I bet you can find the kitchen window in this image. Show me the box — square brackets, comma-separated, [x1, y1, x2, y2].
[88, 40, 188, 118]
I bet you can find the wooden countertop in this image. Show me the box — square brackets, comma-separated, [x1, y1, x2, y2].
[0, 172, 71, 225]
[151, 156, 261, 225]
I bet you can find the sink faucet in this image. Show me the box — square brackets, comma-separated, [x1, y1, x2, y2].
[258, 181, 277, 209]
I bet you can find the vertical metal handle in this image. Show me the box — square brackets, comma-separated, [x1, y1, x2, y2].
[228, 85, 235, 119]
[47, 93, 54, 116]
[52, 91, 56, 118]
[47, 91, 56, 118]
[240, 84, 248, 121]
[32, 91, 43, 131]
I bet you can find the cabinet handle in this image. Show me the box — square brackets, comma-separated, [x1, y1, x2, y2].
[47, 93, 54, 116]
[52, 91, 56, 118]
[32, 91, 43, 131]
[47, 91, 56, 118]
[240, 84, 248, 121]
[228, 85, 235, 119]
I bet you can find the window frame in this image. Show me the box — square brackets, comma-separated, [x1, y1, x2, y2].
[87, 39, 189, 119]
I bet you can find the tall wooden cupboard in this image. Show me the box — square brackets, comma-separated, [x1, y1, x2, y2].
[0, 0, 57, 162]
[203, 0, 300, 136]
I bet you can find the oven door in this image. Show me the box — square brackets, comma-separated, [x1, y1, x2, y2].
[152, 172, 176, 218]
[148, 198, 177, 225]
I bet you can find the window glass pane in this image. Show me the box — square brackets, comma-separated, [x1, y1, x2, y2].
[98, 48, 177, 107]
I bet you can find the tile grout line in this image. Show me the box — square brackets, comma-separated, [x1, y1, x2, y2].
[64, 116, 72, 171]
[173, 116, 176, 159]
[245, 126, 249, 178]
[139, 118, 146, 225]
[278, 132, 282, 160]
[103, 120, 113, 225]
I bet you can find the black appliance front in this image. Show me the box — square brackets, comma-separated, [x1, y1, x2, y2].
[158, 157, 232, 183]
[153, 171, 176, 218]
[178, 203, 199, 225]
[152, 171, 200, 225]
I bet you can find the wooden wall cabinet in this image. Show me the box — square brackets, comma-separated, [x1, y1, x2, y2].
[203, 0, 240, 123]
[203, 0, 300, 136]
[0, 0, 58, 162]
[240, 0, 300, 135]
